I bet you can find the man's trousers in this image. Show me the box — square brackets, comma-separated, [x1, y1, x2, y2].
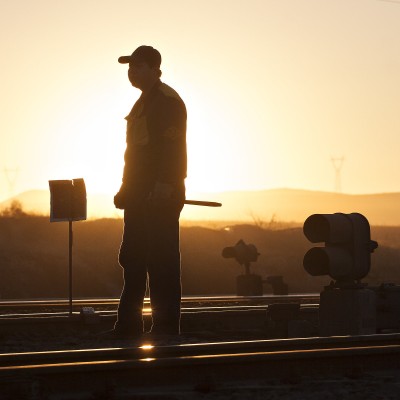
[115, 201, 183, 335]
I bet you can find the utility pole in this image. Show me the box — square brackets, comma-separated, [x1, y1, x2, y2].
[331, 157, 344, 193]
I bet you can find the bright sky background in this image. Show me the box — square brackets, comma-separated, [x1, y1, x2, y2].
[1, 0, 399, 206]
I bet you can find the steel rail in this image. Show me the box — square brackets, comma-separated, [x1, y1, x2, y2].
[2, 334, 400, 399]
[0, 304, 319, 321]
[1, 333, 400, 370]
[0, 294, 319, 311]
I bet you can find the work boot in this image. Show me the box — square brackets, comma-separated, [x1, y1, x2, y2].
[141, 331, 182, 345]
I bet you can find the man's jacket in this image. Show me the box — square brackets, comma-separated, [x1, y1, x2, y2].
[117, 80, 187, 207]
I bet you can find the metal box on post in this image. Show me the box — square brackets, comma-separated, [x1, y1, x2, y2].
[49, 178, 87, 316]
[49, 178, 86, 222]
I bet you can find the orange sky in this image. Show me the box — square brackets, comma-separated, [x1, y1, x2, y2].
[1, 0, 400, 211]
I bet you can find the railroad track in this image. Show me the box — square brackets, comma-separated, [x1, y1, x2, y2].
[0, 303, 318, 320]
[0, 295, 319, 344]
[0, 295, 320, 355]
[1, 295, 399, 398]
[2, 334, 400, 399]
[0, 294, 319, 315]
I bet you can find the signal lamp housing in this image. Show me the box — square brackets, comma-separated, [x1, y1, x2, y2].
[303, 212, 378, 285]
[222, 239, 260, 268]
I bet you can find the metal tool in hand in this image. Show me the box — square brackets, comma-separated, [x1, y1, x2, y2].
[184, 200, 222, 207]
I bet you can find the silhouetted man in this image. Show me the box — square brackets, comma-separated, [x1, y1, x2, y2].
[113, 45, 187, 339]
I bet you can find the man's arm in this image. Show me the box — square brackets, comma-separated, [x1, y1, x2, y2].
[151, 97, 187, 201]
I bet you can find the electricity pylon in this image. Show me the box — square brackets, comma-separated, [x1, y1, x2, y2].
[331, 157, 344, 193]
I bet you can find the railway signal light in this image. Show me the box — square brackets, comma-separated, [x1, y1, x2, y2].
[303, 213, 378, 284]
[222, 239, 262, 296]
[222, 239, 260, 274]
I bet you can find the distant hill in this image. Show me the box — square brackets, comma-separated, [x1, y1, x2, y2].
[1, 188, 400, 225]
[0, 190, 123, 220]
[193, 188, 400, 226]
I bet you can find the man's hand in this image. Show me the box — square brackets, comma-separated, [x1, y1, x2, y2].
[114, 189, 126, 209]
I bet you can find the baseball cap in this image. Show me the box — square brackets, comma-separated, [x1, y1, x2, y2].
[118, 46, 162, 68]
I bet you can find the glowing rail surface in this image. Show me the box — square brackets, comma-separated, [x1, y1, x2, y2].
[0, 294, 319, 310]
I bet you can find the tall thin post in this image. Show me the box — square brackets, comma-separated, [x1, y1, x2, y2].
[69, 220, 73, 317]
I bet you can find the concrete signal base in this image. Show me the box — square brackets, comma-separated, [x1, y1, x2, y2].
[319, 285, 376, 336]
[236, 274, 263, 296]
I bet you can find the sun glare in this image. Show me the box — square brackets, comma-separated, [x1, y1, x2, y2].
[47, 91, 225, 219]
[47, 90, 129, 194]
[62, 85, 229, 198]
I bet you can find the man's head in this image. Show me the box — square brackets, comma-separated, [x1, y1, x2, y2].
[118, 46, 161, 68]
[118, 46, 162, 91]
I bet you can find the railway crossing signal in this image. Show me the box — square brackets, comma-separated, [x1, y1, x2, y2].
[303, 213, 378, 285]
